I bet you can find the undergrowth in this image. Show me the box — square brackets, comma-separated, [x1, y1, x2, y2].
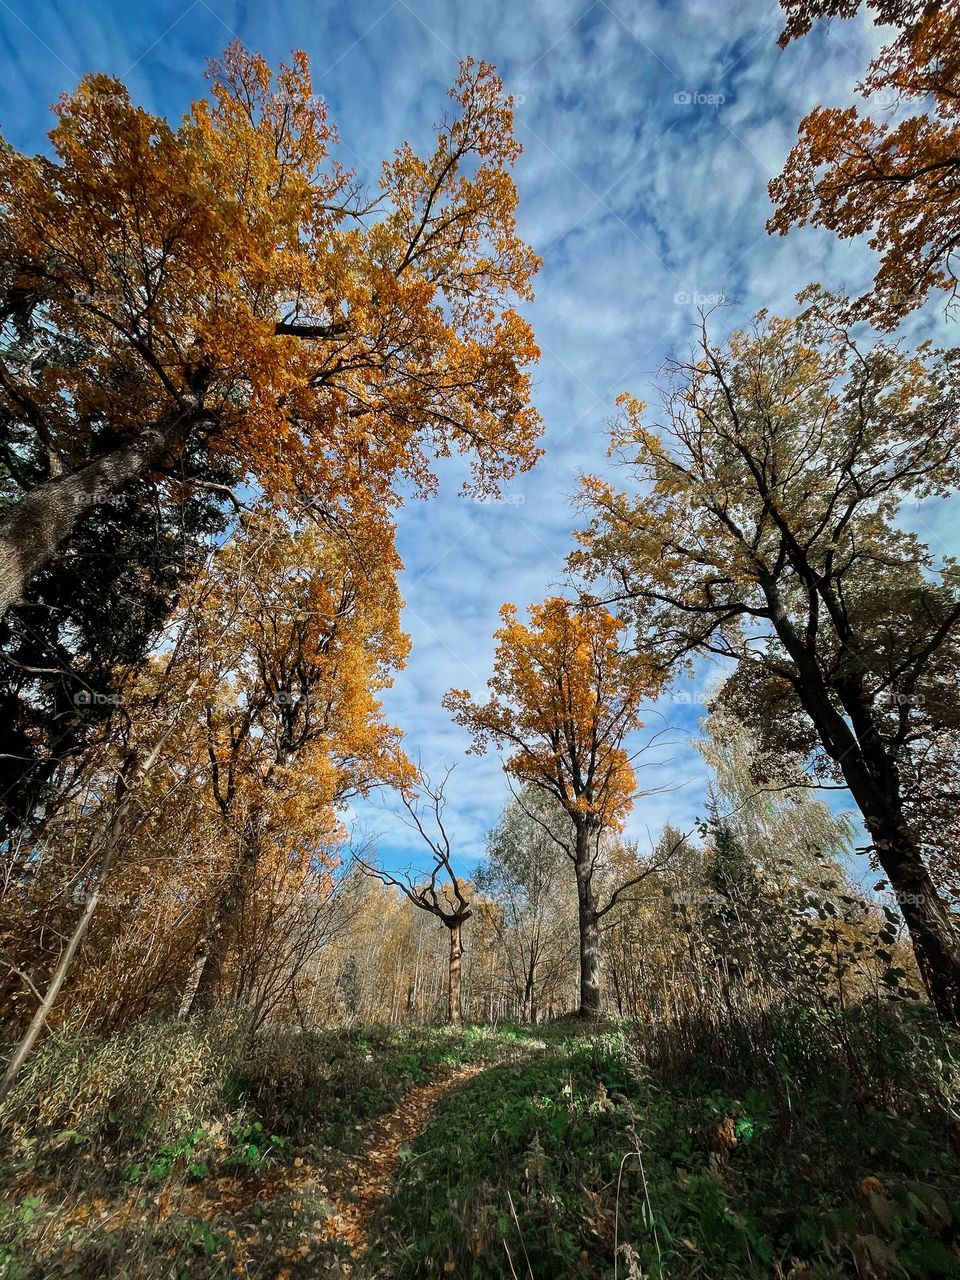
[375, 1001, 960, 1279]
[0, 1016, 535, 1279]
[1, 1004, 957, 1279]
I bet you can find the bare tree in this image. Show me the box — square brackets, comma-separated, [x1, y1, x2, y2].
[355, 768, 472, 1025]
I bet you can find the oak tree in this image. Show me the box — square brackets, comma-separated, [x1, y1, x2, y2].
[573, 293, 960, 1022]
[444, 597, 667, 1017]
[769, 0, 960, 327]
[0, 44, 541, 618]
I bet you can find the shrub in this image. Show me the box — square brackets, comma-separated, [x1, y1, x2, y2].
[0, 1011, 246, 1162]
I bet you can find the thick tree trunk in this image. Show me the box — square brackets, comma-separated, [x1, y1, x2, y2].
[447, 921, 464, 1025]
[577, 895, 602, 1017]
[868, 814, 960, 1022]
[0, 410, 201, 617]
[831, 733, 960, 1023]
[768, 603, 960, 1026]
[574, 822, 602, 1017]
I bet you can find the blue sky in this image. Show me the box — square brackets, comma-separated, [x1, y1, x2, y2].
[2, 0, 952, 877]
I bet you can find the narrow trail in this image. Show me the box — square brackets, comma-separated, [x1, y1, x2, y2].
[315, 1063, 484, 1272]
[148, 1061, 487, 1277]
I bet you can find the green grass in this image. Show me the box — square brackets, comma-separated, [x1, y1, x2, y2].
[373, 1005, 960, 1279]
[0, 1017, 539, 1279]
[1, 1007, 958, 1279]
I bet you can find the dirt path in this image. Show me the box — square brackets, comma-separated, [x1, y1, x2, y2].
[314, 1063, 484, 1271]
[118, 1061, 486, 1276]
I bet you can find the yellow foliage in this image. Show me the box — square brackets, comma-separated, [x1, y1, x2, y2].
[444, 597, 660, 829]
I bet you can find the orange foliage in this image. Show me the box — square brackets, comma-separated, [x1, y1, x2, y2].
[0, 509, 414, 1029]
[769, 0, 960, 327]
[0, 44, 541, 516]
[444, 597, 659, 830]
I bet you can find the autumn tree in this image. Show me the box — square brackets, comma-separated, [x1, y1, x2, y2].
[769, 0, 960, 327]
[169, 508, 409, 1015]
[0, 45, 541, 609]
[0, 44, 541, 826]
[573, 293, 960, 1022]
[0, 506, 409, 1093]
[355, 769, 472, 1025]
[444, 597, 668, 1017]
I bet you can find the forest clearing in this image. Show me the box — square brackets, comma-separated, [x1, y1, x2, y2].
[2, 0, 960, 1276]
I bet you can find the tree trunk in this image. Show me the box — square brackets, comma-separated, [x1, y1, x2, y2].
[522, 962, 536, 1023]
[768, 604, 960, 1026]
[178, 950, 208, 1019]
[578, 896, 602, 1017]
[831, 729, 960, 1023]
[867, 814, 960, 1021]
[447, 921, 464, 1025]
[0, 409, 202, 617]
[574, 822, 602, 1017]
[611, 962, 624, 1017]
[179, 827, 261, 1017]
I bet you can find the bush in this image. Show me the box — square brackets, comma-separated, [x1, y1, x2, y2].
[0, 1011, 246, 1163]
[633, 994, 960, 1114]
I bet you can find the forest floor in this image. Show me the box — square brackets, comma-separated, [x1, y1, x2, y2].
[1, 1008, 960, 1279]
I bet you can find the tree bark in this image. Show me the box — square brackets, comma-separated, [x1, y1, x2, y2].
[522, 963, 536, 1023]
[447, 921, 464, 1025]
[178, 950, 209, 1019]
[0, 409, 202, 618]
[768, 597, 960, 1025]
[863, 811, 960, 1021]
[577, 895, 602, 1017]
[574, 822, 602, 1017]
[833, 742, 960, 1022]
